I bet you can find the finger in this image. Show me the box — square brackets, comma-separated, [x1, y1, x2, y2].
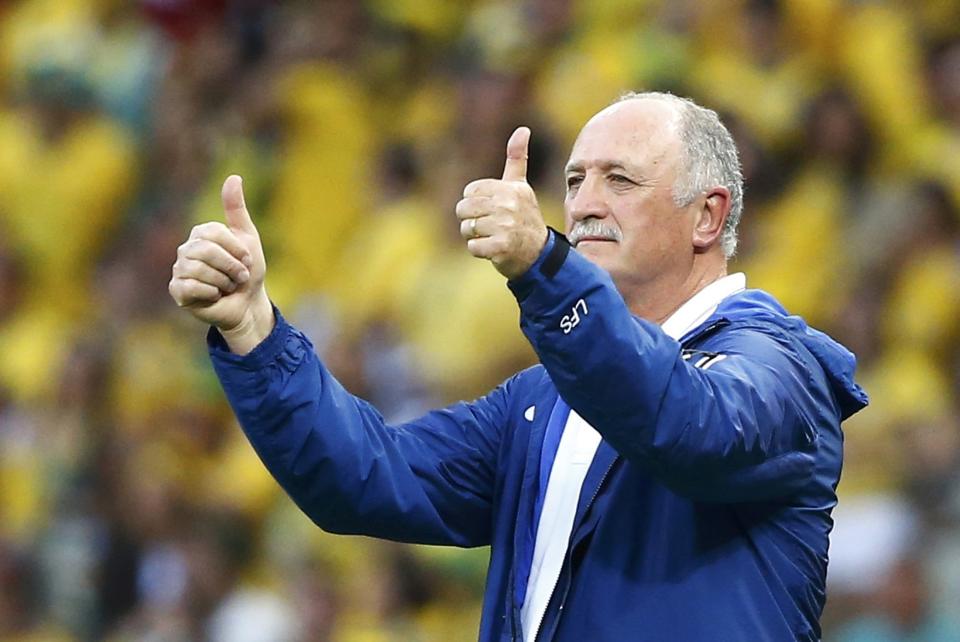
[463, 178, 506, 199]
[465, 236, 501, 259]
[189, 222, 251, 266]
[174, 257, 239, 293]
[180, 239, 250, 284]
[455, 196, 494, 220]
[501, 126, 530, 182]
[459, 217, 491, 240]
[170, 277, 222, 307]
[222, 175, 257, 235]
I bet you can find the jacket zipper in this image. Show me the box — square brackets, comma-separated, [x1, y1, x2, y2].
[530, 459, 616, 642]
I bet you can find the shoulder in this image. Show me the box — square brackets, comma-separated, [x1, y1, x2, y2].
[693, 318, 852, 432]
[478, 365, 558, 427]
[689, 318, 831, 404]
[504, 363, 554, 397]
[693, 318, 813, 367]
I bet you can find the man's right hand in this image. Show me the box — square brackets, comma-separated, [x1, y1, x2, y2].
[169, 175, 274, 355]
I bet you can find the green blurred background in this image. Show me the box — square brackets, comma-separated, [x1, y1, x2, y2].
[1, 0, 960, 640]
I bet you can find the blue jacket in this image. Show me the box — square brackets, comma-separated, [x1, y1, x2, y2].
[209, 232, 868, 641]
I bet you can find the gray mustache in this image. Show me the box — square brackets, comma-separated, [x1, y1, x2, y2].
[568, 220, 622, 246]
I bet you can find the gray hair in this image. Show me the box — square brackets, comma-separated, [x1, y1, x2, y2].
[616, 91, 744, 258]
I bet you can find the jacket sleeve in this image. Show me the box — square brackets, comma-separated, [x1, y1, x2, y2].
[508, 233, 831, 503]
[208, 310, 509, 547]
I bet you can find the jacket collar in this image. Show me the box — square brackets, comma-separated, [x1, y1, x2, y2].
[661, 273, 746, 340]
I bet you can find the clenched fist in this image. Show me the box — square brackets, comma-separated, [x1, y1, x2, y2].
[456, 127, 549, 280]
[169, 175, 274, 355]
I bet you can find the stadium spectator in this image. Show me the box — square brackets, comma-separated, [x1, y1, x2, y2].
[3, 1, 960, 639]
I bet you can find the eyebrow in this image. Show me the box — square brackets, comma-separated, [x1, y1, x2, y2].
[564, 159, 639, 174]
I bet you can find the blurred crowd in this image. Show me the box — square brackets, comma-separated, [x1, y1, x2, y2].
[1, 0, 959, 640]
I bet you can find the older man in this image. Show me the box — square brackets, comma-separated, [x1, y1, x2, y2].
[170, 92, 867, 641]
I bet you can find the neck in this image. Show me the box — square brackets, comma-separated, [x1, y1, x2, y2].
[620, 256, 728, 324]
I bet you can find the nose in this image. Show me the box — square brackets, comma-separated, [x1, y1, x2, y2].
[566, 174, 609, 223]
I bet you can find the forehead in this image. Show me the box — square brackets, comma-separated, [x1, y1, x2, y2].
[567, 99, 683, 173]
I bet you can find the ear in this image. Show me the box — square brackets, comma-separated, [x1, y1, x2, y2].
[692, 187, 731, 253]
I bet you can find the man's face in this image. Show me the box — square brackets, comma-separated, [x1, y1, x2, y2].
[564, 99, 697, 290]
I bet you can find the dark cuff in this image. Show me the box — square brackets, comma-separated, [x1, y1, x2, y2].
[507, 228, 571, 300]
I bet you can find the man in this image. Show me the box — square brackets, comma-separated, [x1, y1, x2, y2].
[170, 92, 868, 641]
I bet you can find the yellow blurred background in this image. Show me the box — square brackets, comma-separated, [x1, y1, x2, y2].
[1, 0, 959, 640]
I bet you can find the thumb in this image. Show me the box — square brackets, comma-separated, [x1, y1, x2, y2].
[222, 175, 257, 234]
[502, 126, 531, 182]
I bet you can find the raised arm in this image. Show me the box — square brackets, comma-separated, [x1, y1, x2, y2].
[208, 316, 509, 545]
[453, 123, 849, 503]
[509, 235, 836, 502]
[171, 176, 508, 546]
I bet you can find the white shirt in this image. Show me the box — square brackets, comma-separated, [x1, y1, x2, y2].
[520, 273, 747, 641]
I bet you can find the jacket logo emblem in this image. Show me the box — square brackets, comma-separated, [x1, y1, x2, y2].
[681, 349, 727, 370]
[560, 298, 589, 334]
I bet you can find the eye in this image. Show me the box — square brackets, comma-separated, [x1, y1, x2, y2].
[609, 174, 634, 185]
[566, 175, 584, 189]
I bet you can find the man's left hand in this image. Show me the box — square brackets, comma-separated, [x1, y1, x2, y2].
[456, 127, 549, 280]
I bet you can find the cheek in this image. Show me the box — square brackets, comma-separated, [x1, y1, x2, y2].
[619, 196, 690, 255]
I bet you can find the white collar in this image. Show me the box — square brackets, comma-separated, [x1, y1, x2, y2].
[660, 273, 746, 340]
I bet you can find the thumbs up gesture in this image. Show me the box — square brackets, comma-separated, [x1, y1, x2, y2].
[456, 127, 549, 280]
[169, 175, 274, 354]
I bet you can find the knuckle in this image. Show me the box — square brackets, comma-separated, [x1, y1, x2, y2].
[180, 258, 201, 277]
[169, 281, 185, 304]
[464, 179, 494, 197]
[191, 239, 217, 260]
[189, 224, 209, 239]
[197, 221, 224, 236]
[489, 212, 509, 228]
[463, 180, 480, 197]
[498, 194, 513, 208]
[182, 238, 202, 254]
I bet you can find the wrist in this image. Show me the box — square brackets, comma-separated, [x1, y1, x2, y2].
[502, 226, 551, 280]
[221, 290, 275, 355]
